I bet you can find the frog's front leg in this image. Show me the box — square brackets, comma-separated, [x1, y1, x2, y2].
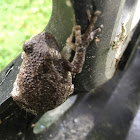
[70, 11, 102, 73]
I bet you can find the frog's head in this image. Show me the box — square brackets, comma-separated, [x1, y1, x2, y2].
[22, 32, 61, 60]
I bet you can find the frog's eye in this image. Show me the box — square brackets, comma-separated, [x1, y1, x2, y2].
[23, 44, 33, 54]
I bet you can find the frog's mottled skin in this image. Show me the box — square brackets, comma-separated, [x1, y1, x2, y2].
[11, 11, 101, 115]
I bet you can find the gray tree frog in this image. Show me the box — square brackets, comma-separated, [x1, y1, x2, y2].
[11, 11, 102, 115]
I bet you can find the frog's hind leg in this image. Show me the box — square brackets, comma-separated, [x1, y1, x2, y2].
[86, 9, 92, 21]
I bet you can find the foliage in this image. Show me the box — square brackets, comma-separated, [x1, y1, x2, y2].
[0, 0, 52, 71]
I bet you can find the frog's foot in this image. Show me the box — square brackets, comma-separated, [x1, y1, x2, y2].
[75, 25, 82, 46]
[86, 9, 92, 21]
[83, 11, 103, 47]
[73, 11, 102, 49]
[69, 11, 102, 73]
[89, 25, 102, 41]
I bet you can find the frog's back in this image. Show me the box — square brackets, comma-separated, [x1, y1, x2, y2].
[11, 32, 74, 114]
